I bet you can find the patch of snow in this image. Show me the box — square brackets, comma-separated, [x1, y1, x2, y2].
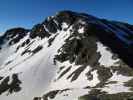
[97, 42, 119, 67]
[78, 20, 86, 25]
[47, 88, 89, 100]
[49, 61, 90, 90]
[0, 33, 30, 69]
[100, 72, 133, 94]
[53, 19, 59, 26]
[109, 72, 133, 83]
[49, 61, 100, 91]
[78, 27, 84, 34]
[62, 22, 69, 29]
[88, 70, 100, 87]
[0, 25, 73, 100]
[43, 25, 50, 33]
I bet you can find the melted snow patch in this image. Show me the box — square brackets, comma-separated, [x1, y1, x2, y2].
[78, 27, 84, 34]
[47, 88, 89, 100]
[50, 61, 90, 90]
[62, 22, 69, 29]
[88, 70, 100, 87]
[101, 72, 133, 94]
[97, 42, 119, 67]
[49, 61, 100, 91]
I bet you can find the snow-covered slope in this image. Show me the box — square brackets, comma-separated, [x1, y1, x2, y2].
[0, 11, 133, 100]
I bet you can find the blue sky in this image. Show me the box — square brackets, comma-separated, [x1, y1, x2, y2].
[0, 0, 133, 33]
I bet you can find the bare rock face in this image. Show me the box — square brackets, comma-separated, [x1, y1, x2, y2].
[0, 74, 21, 95]
[0, 11, 133, 100]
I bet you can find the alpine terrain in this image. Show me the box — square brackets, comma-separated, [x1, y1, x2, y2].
[0, 11, 133, 100]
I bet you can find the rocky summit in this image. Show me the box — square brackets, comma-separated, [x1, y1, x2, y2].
[0, 11, 133, 100]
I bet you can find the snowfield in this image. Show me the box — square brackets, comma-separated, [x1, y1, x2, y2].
[0, 11, 133, 100]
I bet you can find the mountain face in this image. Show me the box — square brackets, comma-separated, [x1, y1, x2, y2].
[0, 11, 133, 100]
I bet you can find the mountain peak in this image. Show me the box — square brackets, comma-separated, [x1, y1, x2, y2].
[0, 11, 133, 100]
